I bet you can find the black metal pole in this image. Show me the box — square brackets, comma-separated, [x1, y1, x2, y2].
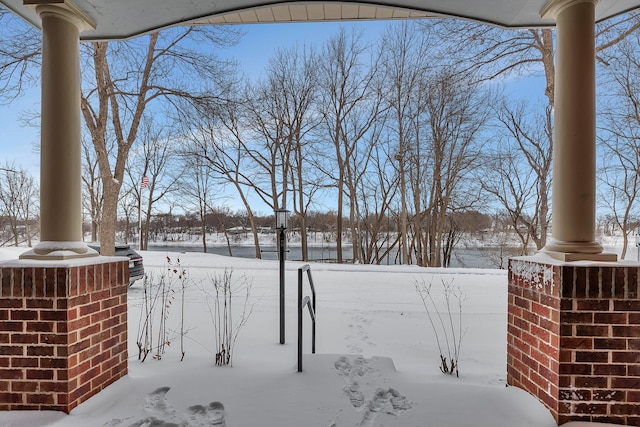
[297, 267, 303, 372]
[279, 227, 285, 344]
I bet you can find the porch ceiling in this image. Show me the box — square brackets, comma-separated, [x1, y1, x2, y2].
[0, 0, 638, 41]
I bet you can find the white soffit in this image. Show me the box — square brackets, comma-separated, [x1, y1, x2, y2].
[0, 0, 638, 41]
[200, 3, 432, 24]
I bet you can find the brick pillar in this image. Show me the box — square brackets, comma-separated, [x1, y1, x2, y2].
[508, 257, 640, 425]
[0, 258, 128, 413]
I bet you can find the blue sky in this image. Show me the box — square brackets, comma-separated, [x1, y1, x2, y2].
[225, 20, 389, 78]
[0, 20, 395, 182]
[0, 85, 40, 177]
[0, 18, 543, 208]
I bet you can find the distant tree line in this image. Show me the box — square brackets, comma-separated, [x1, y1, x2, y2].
[1, 9, 640, 264]
[108, 208, 494, 264]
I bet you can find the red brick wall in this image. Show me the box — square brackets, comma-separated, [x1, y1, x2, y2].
[0, 260, 128, 413]
[508, 258, 640, 425]
[507, 260, 561, 416]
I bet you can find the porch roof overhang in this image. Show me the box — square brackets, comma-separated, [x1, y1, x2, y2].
[0, 0, 639, 41]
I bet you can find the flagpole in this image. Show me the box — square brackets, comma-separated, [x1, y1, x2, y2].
[139, 175, 148, 251]
[138, 193, 142, 251]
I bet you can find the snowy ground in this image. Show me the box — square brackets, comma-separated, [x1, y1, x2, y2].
[0, 247, 622, 426]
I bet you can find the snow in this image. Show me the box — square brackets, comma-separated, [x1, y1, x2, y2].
[28, 241, 90, 251]
[0, 247, 623, 427]
[0, 255, 125, 269]
[16, 241, 100, 262]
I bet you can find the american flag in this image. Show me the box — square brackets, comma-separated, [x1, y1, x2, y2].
[141, 176, 149, 189]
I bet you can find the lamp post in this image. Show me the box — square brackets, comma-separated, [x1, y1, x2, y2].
[275, 208, 289, 344]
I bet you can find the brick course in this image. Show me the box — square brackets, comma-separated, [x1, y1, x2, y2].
[508, 258, 640, 425]
[0, 259, 128, 413]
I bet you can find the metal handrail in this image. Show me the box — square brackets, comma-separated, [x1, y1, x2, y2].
[298, 264, 316, 372]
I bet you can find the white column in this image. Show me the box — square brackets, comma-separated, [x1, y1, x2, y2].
[541, 0, 615, 262]
[20, 1, 97, 260]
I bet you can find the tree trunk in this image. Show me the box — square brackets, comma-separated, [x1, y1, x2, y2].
[622, 232, 629, 260]
[201, 217, 208, 253]
[100, 183, 119, 256]
[91, 221, 98, 243]
[336, 174, 344, 263]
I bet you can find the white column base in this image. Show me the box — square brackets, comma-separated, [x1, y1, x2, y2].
[19, 241, 99, 260]
[542, 238, 617, 262]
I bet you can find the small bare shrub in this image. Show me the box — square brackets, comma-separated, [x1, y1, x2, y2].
[202, 269, 253, 367]
[415, 277, 467, 377]
[135, 261, 251, 367]
[167, 257, 188, 361]
[136, 272, 166, 362]
[135, 257, 183, 362]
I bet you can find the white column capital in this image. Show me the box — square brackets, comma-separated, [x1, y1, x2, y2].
[24, 0, 95, 32]
[541, 0, 598, 20]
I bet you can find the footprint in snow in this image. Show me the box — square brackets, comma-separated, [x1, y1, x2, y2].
[358, 387, 411, 427]
[333, 356, 412, 427]
[207, 401, 227, 426]
[185, 402, 226, 426]
[126, 386, 180, 426]
[334, 356, 352, 376]
[105, 387, 227, 427]
[344, 381, 365, 408]
[129, 418, 180, 427]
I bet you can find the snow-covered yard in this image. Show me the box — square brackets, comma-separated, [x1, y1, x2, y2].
[0, 248, 615, 426]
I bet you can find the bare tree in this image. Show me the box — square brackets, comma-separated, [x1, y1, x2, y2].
[437, 13, 640, 253]
[178, 149, 221, 253]
[482, 149, 538, 255]
[595, 13, 640, 63]
[598, 136, 640, 260]
[437, 22, 555, 106]
[117, 186, 139, 244]
[266, 45, 320, 261]
[0, 12, 42, 247]
[597, 33, 640, 259]
[180, 99, 264, 258]
[482, 100, 552, 252]
[126, 117, 181, 250]
[0, 9, 41, 103]
[355, 142, 399, 264]
[317, 27, 384, 263]
[213, 45, 320, 260]
[379, 21, 430, 265]
[347, 118, 388, 264]
[436, 14, 640, 107]
[81, 136, 104, 242]
[0, 162, 38, 246]
[240, 79, 290, 216]
[416, 69, 487, 267]
[80, 26, 240, 255]
[0, 15, 240, 254]
[376, 21, 490, 267]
